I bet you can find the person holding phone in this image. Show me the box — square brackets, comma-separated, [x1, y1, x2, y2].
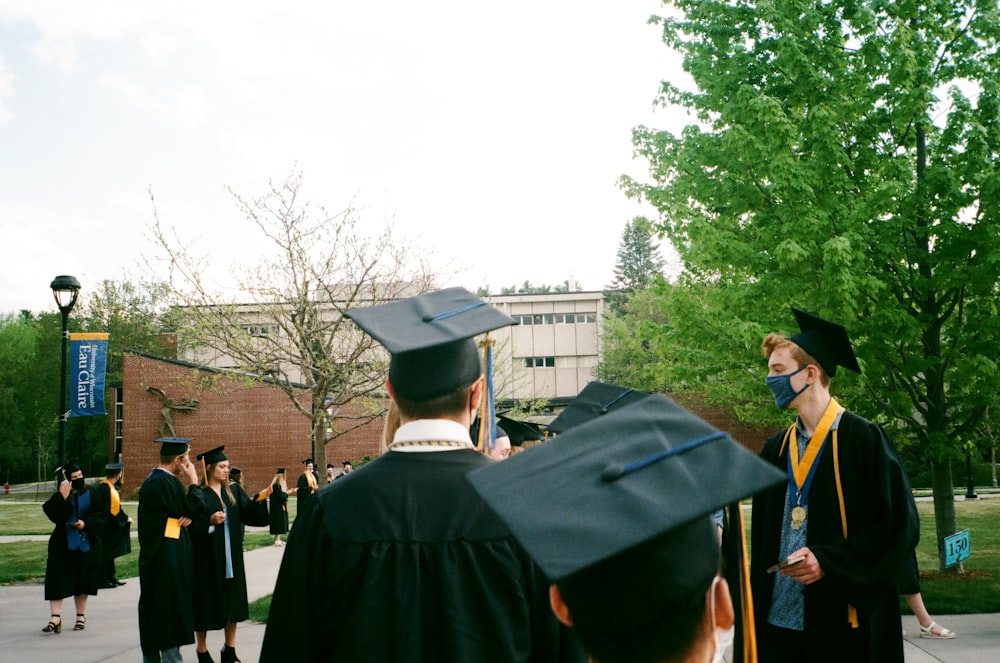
[750, 309, 918, 663]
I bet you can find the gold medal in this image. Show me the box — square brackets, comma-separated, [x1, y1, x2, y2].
[791, 505, 807, 530]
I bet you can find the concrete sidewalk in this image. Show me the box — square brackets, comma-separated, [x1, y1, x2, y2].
[0, 540, 996, 662]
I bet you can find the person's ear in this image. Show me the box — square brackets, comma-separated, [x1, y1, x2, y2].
[385, 378, 395, 401]
[711, 577, 735, 631]
[469, 377, 484, 411]
[548, 585, 574, 627]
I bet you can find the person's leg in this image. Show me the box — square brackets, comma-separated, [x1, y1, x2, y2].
[43, 598, 63, 632]
[73, 594, 88, 630]
[906, 593, 956, 638]
[221, 619, 240, 662]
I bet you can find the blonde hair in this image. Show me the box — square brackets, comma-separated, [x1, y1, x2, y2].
[761, 333, 830, 387]
[272, 473, 288, 492]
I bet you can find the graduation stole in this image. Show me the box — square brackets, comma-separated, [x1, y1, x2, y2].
[101, 478, 121, 516]
[304, 471, 317, 489]
[779, 397, 859, 628]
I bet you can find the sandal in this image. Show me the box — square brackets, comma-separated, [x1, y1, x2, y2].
[73, 613, 86, 631]
[919, 620, 955, 639]
[197, 651, 216, 663]
[42, 614, 62, 633]
[220, 644, 241, 663]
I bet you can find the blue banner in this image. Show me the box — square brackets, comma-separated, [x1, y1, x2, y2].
[69, 333, 109, 418]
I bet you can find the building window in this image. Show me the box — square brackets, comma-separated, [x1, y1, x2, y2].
[242, 324, 277, 337]
[523, 356, 556, 368]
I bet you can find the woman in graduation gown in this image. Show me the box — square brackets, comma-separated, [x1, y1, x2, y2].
[268, 469, 289, 546]
[41, 460, 107, 633]
[190, 447, 271, 663]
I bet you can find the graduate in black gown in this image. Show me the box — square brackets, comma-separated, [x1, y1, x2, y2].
[268, 468, 289, 546]
[191, 446, 271, 663]
[295, 458, 318, 516]
[750, 309, 919, 663]
[41, 459, 107, 634]
[94, 462, 132, 588]
[468, 391, 787, 663]
[137, 437, 207, 663]
[260, 287, 584, 663]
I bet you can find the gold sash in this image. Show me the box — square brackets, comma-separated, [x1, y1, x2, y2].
[101, 478, 121, 516]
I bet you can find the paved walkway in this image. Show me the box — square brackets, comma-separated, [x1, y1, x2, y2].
[1, 537, 997, 662]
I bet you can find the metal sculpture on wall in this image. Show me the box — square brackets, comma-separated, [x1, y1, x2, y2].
[145, 386, 199, 437]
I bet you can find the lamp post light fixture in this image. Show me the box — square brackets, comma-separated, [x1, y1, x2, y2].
[50, 275, 81, 467]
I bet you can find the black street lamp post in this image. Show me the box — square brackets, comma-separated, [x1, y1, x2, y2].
[51, 275, 81, 468]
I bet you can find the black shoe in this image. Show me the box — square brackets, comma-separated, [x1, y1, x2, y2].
[114, 579, 126, 586]
[102, 582, 118, 589]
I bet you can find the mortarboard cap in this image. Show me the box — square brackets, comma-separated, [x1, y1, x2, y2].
[196, 446, 227, 465]
[229, 466, 242, 476]
[467, 393, 785, 584]
[345, 287, 516, 400]
[497, 414, 543, 446]
[155, 436, 192, 456]
[547, 381, 650, 435]
[59, 458, 81, 475]
[790, 307, 861, 377]
[342, 460, 352, 466]
[105, 462, 124, 473]
[326, 463, 335, 469]
[276, 467, 285, 474]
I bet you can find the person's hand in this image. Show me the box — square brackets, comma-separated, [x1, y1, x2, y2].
[72, 519, 85, 530]
[59, 480, 72, 499]
[127, 517, 134, 525]
[178, 516, 192, 528]
[209, 510, 226, 525]
[262, 485, 273, 497]
[178, 456, 198, 486]
[782, 547, 825, 585]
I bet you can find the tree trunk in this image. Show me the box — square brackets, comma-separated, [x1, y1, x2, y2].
[930, 459, 962, 573]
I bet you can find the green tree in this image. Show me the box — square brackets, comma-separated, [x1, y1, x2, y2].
[604, 216, 667, 313]
[148, 170, 436, 475]
[621, 0, 1000, 570]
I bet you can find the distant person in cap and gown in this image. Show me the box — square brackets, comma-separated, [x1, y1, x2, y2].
[295, 458, 318, 516]
[190, 446, 272, 663]
[260, 287, 585, 662]
[325, 463, 335, 483]
[94, 461, 132, 588]
[468, 389, 787, 663]
[751, 309, 918, 663]
[137, 437, 208, 663]
[269, 468, 290, 546]
[339, 459, 353, 477]
[41, 459, 108, 634]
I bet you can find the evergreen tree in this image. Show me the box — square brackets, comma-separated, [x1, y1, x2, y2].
[604, 216, 666, 313]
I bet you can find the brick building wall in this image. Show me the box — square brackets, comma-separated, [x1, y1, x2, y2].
[120, 353, 387, 497]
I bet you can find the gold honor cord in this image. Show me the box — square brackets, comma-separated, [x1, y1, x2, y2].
[735, 503, 758, 662]
[101, 478, 121, 516]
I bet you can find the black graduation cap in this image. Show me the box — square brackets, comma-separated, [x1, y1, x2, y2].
[59, 458, 81, 476]
[326, 463, 335, 470]
[302, 458, 314, 465]
[790, 307, 861, 377]
[155, 436, 192, 456]
[276, 468, 285, 474]
[196, 446, 227, 465]
[345, 287, 516, 400]
[467, 394, 786, 585]
[497, 414, 543, 446]
[547, 381, 651, 435]
[342, 460, 352, 466]
[104, 462, 124, 473]
[229, 466, 242, 476]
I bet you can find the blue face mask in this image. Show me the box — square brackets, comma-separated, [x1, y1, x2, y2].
[765, 365, 810, 409]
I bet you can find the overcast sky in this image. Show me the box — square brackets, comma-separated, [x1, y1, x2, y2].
[0, 1, 689, 315]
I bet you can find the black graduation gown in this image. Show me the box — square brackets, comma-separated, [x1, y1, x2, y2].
[137, 469, 207, 655]
[260, 450, 584, 663]
[268, 484, 288, 535]
[93, 480, 132, 565]
[750, 410, 919, 663]
[191, 482, 270, 631]
[43, 486, 107, 600]
[295, 471, 317, 513]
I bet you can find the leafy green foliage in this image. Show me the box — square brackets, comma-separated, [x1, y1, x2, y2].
[615, 0, 1000, 567]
